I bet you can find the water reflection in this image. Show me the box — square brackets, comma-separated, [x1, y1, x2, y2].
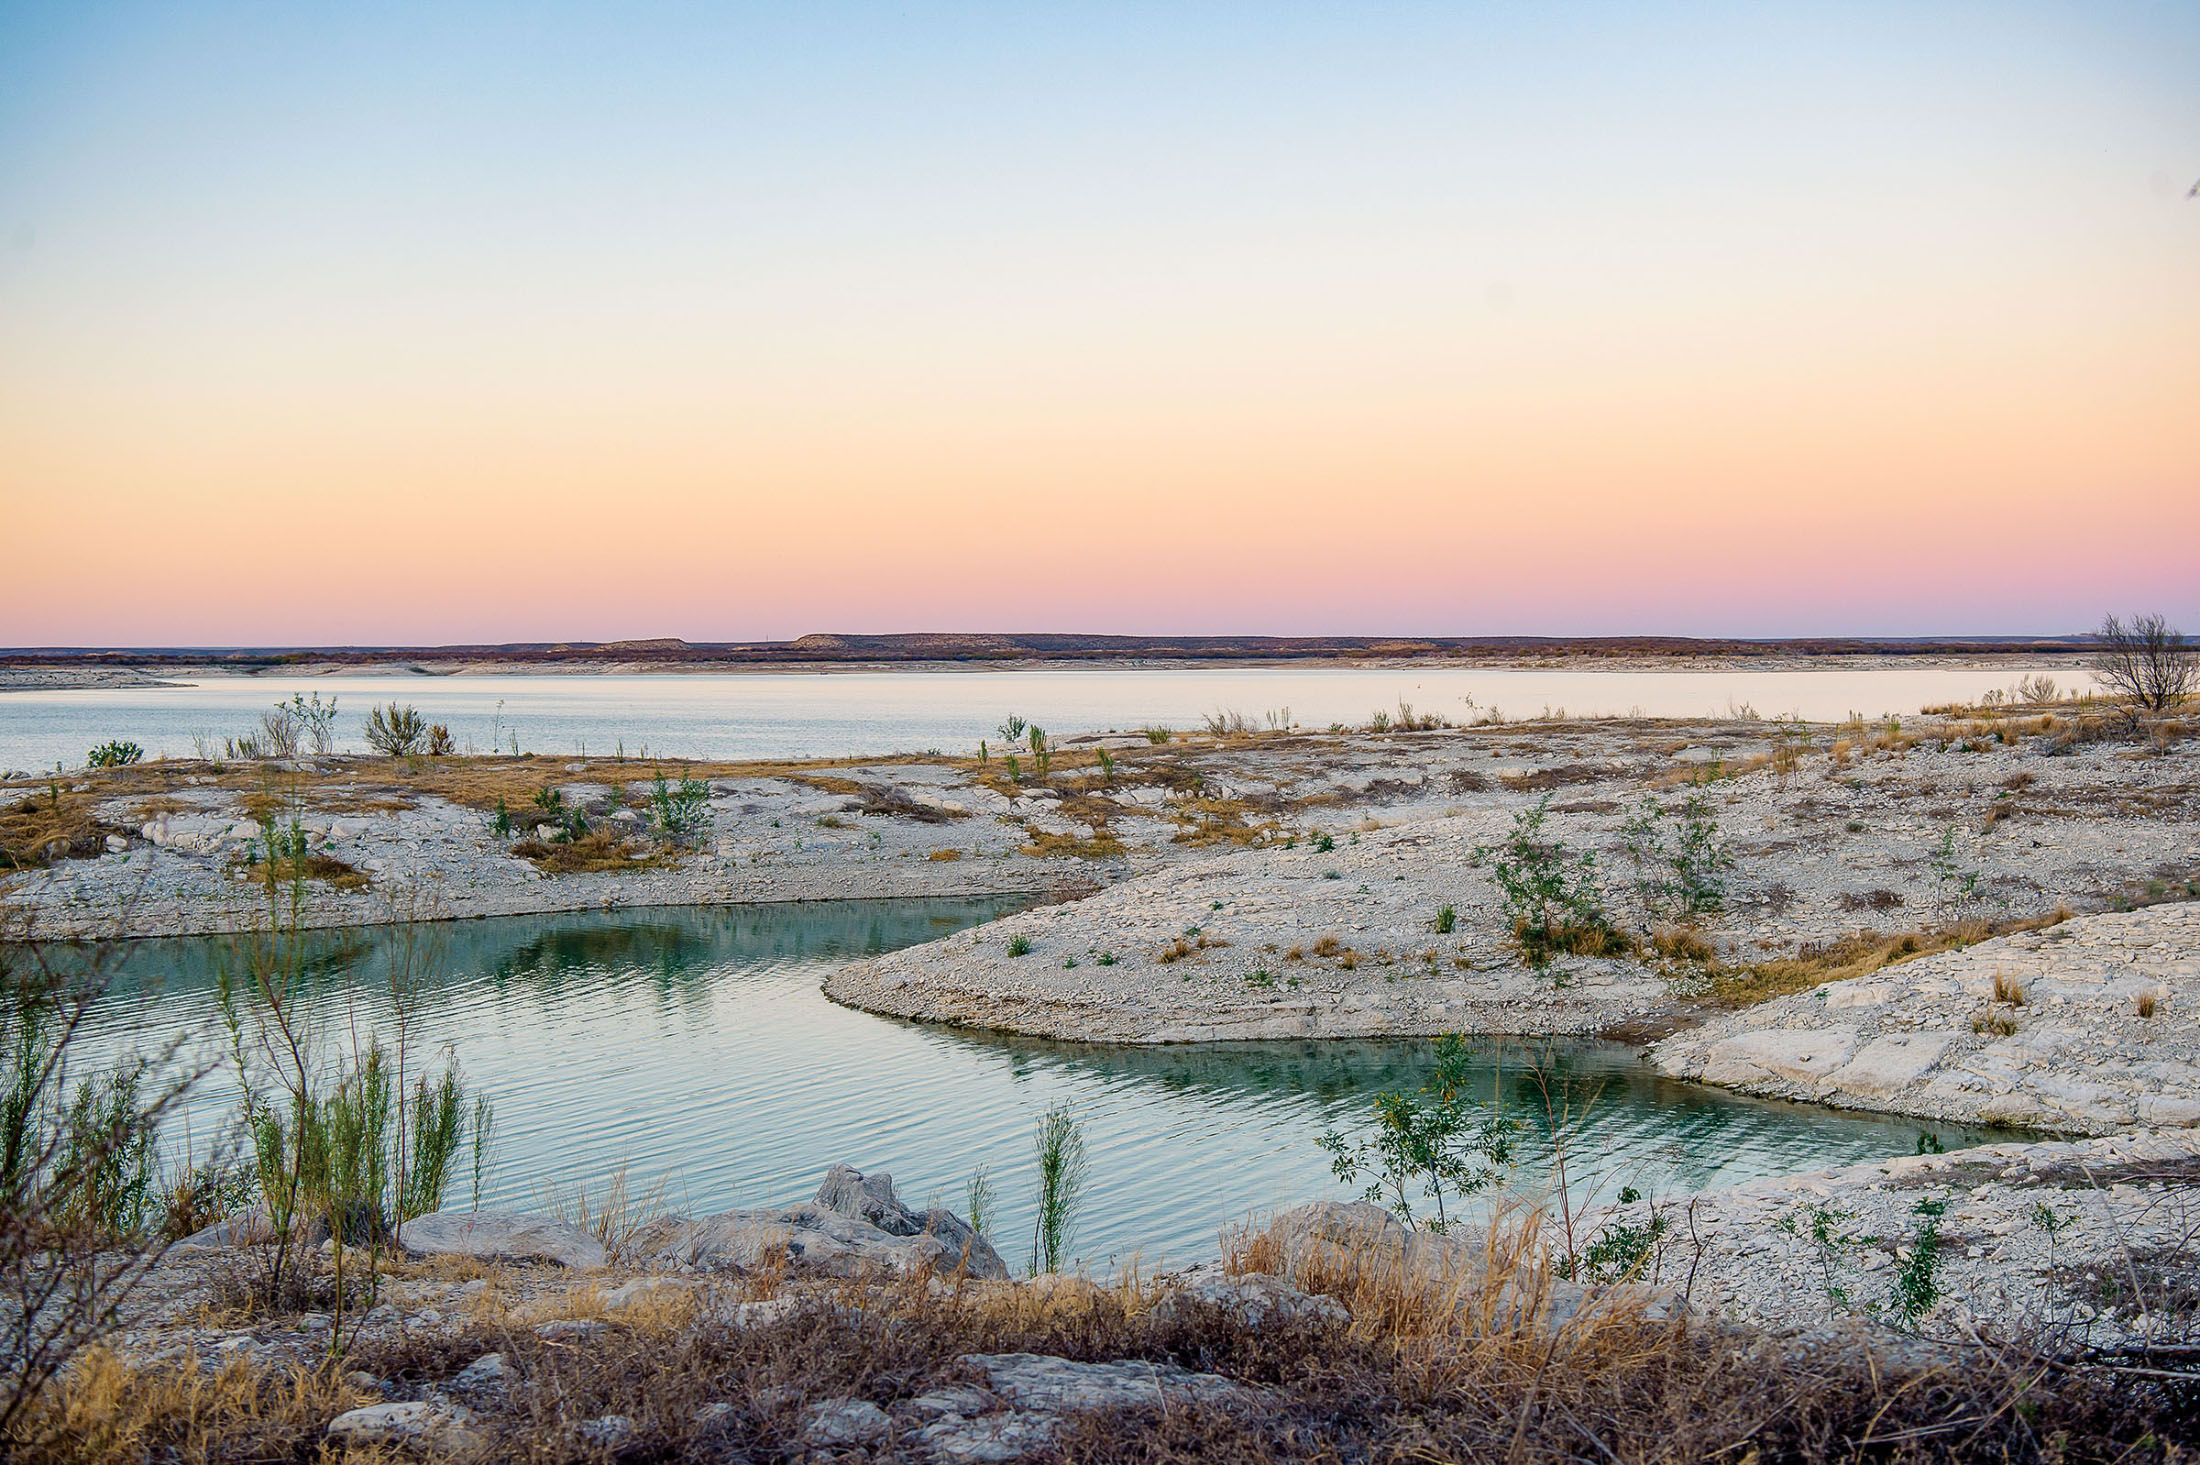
[78, 901, 2009, 1268]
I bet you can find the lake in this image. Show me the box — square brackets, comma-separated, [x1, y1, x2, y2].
[1, 662, 2085, 773]
[79, 899, 2006, 1271]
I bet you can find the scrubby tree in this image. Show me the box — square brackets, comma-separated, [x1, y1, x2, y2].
[2090, 614, 2195, 715]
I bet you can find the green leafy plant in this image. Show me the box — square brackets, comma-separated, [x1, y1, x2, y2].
[965, 1165, 994, 1238]
[647, 770, 713, 837]
[1029, 1102, 1087, 1274]
[1318, 1034, 1515, 1233]
[1620, 795, 1734, 921]
[1891, 1198, 1947, 1325]
[1006, 934, 1032, 958]
[1475, 798, 1624, 965]
[1142, 726, 1172, 745]
[1434, 904, 1456, 934]
[85, 741, 144, 769]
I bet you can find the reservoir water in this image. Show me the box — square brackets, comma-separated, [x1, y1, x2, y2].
[79, 899, 2008, 1270]
[0, 662, 2084, 773]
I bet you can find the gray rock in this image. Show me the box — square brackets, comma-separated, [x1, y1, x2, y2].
[325, 1400, 472, 1449]
[534, 1318, 609, 1342]
[577, 1414, 635, 1446]
[801, 1397, 892, 1447]
[630, 1165, 1009, 1282]
[959, 1352, 1252, 1414]
[915, 1410, 1063, 1463]
[451, 1352, 512, 1394]
[1149, 1272, 1349, 1331]
[398, 1211, 607, 1270]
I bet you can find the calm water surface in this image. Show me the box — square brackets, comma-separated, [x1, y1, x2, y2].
[1, 663, 2086, 772]
[82, 900, 2005, 1269]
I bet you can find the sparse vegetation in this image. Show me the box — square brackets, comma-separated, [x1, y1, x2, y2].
[361, 703, 428, 758]
[2091, 612, 2195, 715]
[83, 741, 143, 770]
[1475, 799, 1626, 965]
[1318, 1034, 1515, 1233]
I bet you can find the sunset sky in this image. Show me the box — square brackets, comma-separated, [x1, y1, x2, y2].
[2, 2, 2196, 645]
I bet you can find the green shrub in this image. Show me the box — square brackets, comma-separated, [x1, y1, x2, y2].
[362, 703, 427, 757]
[1029, 1103, 1087, 1275]
[647, 771, 713, 838]
[1434, 904, 1456, 934]
[85, 741, 144, 769]
[1005, 934, 1032, 958]
[1318, 1034, 1515, 1233]
[1475, 798, 1623, 965]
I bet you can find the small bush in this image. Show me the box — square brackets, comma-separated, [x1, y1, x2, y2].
[1475, 799, 1622, 966]
[1434, 904, 1456, 934]
[2136, 989, 2159, 1018]
[648, 771, 713, 838]
[424, 723, 455, 757]
[85, 741, 144, 769]
[362, 703, 427, 757]
[1005, 934, 1032, 958]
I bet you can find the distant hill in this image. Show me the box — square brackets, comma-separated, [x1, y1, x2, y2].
[1, 631, 2097, 671]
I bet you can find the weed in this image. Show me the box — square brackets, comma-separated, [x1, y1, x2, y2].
[84, 741, 144, 769]
[647, 770, 713, 838]
[1434, 904, 1456, 934]
[1142, 726, 1173, 744]
[1891, 1198, 1948, 1325]
[1474, 799, 1624, 965]
[1030, 1103, 1087, 1275]
[1095, 951, 1117, 967]
[361, 703, 428, 758]
[1318, 1034, 1515, 1233]
[2137, 989, 2160, 1018]
[964, 1165, 994, 1238]
[1006, 934, 1033, 958]
[1246, 968, 1276, 988]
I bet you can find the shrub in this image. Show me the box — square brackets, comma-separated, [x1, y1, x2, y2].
[1620, 795, 1734, 921]
[1318, 1033, 1515, 1233]
[1005, 934, 1032, 958]
[85, 741, 144, 769]
[647, 771, 713, 838]
[1475, 799, 1623, 965]
[2, 917, 204, 1434]
[1029, 1103, 1087, 1274]
[362, 703, 427, 757]
[2090, 612, 2195, 714]
[1142, 726, 1172, 745]
[424, 723, 455, 757]
[274, 692, 340, 755]
[1434, 904, 1456, 934]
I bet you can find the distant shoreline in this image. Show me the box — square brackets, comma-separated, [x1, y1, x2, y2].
[0, 651, 2098, 693]
[0, 635, 2101, 694]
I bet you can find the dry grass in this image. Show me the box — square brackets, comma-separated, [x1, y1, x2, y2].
[1020, 826, 1127, 859]
[926, 848, 964, 862]
[0, 788, 129, 871]
[238, 847, 371, 893]
[16, 1219, 2196, 1464]
[508, 829, 673, 875]
[1991, 970, 2028, 1006]
[1706, 907, 2075, 1008]
[1648, 923, 1715, 963]
[10, 1347, 369, 1464]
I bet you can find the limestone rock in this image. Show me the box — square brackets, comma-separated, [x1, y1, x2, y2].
[398, 1211, 606, 1270]
[802, 1397, 892, 1447]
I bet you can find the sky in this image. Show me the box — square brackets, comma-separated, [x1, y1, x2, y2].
[1, 2, 2196, 646]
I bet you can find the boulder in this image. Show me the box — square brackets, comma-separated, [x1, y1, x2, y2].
[1148, 1271, 1349, 1331]
[961, 1352, 1252, 1414]
[632, 1165, 1009, 1281]
[802, 1398, 892, 1447]
[398, 1212, 606, 1269]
